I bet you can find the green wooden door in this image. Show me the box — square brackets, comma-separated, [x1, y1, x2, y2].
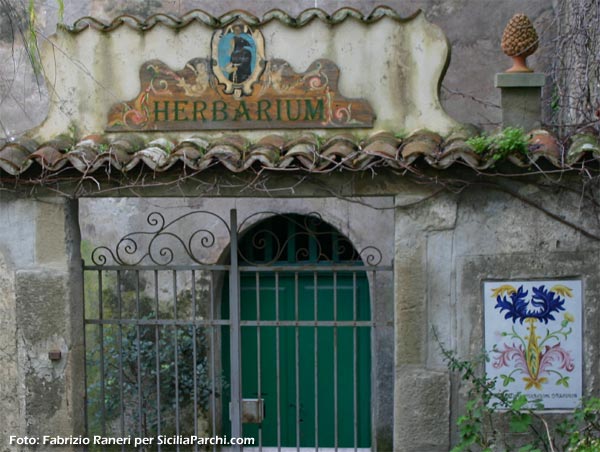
[222, 215, 372, 448]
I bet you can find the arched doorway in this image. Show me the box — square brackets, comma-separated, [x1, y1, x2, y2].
[222, 214, 372, 449]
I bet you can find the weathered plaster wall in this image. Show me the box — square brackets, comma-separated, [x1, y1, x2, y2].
[0, 0, 553, 138]
[32, 11, 458, 139]
[392, 182, 600, 451]
[0, 196, 85, 451]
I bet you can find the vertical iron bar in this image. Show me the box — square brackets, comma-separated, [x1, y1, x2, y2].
[116, 271, 125, 452]
[154, 270, 162, 452]
[82, 265, 89, 441]
[265, 217, 273, 261]
[295, 272, 300, 451]
[287, 219, 295, 262]
[228, 209, 243, 451]
[313, 272, 319, 452]
[333, 271, 338, 452]
[370, 271, 377, 452]
[275, 271, 281, 452]
[98, 271, 106, 438]
[136, 271, 143, 438]
[256, 272, 263, 451]
[308, 220, 316, 262]
[173, 270, 180, 451]
[191, 270, 198, 452]
[332, 230, 339, 263]
[210, 272, 217, 450]
[353, 272, 358, 452]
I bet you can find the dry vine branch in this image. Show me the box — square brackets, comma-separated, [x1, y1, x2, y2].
[550, 0, 600, 136]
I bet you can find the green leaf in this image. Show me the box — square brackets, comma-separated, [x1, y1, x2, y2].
[511, 394, 529, 411]
[518, 446, 541, 452]
[509, 413, 532, 433]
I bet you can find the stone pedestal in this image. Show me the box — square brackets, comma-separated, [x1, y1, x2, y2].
[495, 72, 545, 130]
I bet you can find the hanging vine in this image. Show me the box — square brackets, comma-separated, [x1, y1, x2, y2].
[549, 0, 600, 136]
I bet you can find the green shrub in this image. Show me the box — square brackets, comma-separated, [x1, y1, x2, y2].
[466, 134, 492, 155]
[437, 334, 600, 451]
[466, 127, 530, 162]
[85, 283, 225, 441]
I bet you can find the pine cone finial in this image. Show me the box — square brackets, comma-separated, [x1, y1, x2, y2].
[501, 13, 539, 73]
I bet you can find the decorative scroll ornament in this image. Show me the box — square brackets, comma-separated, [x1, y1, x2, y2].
[237, 212, 383, 267]
[105, 59, 374, 131]
[90, 211, 230, 266]
[89, 210, 383, 269]
[211, 21, 266, 98]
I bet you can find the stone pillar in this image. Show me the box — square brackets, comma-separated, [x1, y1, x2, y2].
[0, 247, 22, 450]
[495, 72, 546, 131]
[393, 192, 456, 452]
[0, 196, 84, 450]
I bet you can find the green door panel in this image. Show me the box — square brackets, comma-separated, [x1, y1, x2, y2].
[222, 271, 371, 448]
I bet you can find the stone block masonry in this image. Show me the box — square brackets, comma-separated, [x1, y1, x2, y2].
[0, 197, 84, 451]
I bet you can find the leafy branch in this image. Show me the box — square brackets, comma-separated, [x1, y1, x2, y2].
[436, 327, 600, 452]
[436, 329, 548, 451]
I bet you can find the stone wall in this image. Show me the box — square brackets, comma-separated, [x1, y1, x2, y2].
[392, 182, 600, 451]
[0, 196, 84, 451]
[0, 172, 598, 451]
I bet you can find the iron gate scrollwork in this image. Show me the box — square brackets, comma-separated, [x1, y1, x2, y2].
[236, 211, 384, 267]
[83, 208, 391, 451]
[90, 210, 231, 266]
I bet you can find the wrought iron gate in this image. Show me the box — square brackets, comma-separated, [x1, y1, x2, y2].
[83, 209, 391, 451]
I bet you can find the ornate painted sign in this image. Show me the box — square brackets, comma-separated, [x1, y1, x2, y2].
[106, 22, 374, 132]
[484, 280, 582, 409]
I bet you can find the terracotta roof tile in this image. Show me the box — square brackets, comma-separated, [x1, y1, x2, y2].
[529, 130, 561, 163]
[436, 141, 482, 169]
[0, 130, 598, 180]
[0, 140, 35, 175]
[401, 131, 443, 164]
[30, 145, 68, 170]
[567, 133, 600, 164]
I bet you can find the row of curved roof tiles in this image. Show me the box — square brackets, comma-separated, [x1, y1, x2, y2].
[0, 130, 598, 177]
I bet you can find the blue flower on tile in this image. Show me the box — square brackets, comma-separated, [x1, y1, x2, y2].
[495, 285, 565, 324]
[495, 285, 529, 323]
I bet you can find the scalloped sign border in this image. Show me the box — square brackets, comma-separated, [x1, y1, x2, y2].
[65, 6, 420, 33]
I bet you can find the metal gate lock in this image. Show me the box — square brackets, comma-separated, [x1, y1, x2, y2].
[241, 398, 265, 424]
